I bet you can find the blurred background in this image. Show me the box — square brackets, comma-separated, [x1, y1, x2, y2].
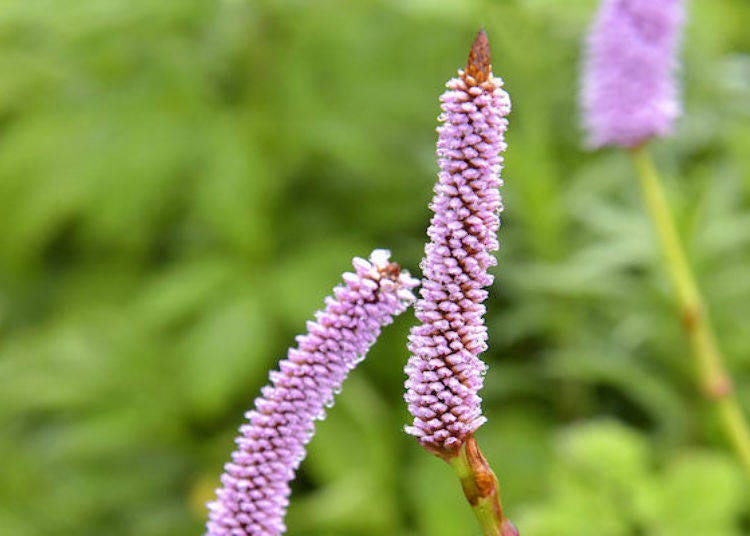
[1, 0, 750, 534]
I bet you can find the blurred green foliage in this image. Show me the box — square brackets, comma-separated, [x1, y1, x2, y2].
[1, 0, 749, 535]
[522, 421, 745, 535]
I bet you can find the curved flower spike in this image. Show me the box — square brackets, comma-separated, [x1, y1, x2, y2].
[581, 0, 686, 148]
[206, 250, 418, 536]
[405, 30, 511, 457]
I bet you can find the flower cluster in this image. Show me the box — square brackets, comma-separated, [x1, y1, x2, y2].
[404, 31, 511, 456]
[581, 0, 686, 148]
[206, 250, 418, 536]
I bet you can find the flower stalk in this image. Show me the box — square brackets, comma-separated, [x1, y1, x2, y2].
[448, 435, 518, 536]
[631, 146, 750, 478]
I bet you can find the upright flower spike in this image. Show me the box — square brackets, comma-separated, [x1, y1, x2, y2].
[581, 0, 686, 148]
[206, 250, 418, 536]
[405, 30, 511, 458]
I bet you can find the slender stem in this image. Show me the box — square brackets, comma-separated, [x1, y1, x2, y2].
[630, 146, 750, 477]
[448, 436, 518, 536]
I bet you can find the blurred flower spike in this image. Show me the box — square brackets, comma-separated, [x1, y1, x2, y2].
[581, 0, 686, 148]
[404, 30, 511, 458]
[206, 250, 418, 536]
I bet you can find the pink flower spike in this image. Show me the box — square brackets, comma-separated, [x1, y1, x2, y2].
[206, 250, 418, 536]
[581, 0, 687, 148]
[405, 30, 511, 457]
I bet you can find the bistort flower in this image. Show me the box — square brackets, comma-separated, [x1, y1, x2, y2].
[581, 0, 686, 148]
[404, 30, 511, 456]
[206, 250, 418, 536]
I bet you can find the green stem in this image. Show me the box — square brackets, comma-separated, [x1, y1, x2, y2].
[448, 436, 517, 536]
[631, 146, 750, 478]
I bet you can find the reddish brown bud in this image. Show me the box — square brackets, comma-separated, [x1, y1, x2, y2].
[707, 375, 733, 400]
[465, 435, 497, 499]
[465, 29, 491, 83]
[501, 519, 520, 536]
